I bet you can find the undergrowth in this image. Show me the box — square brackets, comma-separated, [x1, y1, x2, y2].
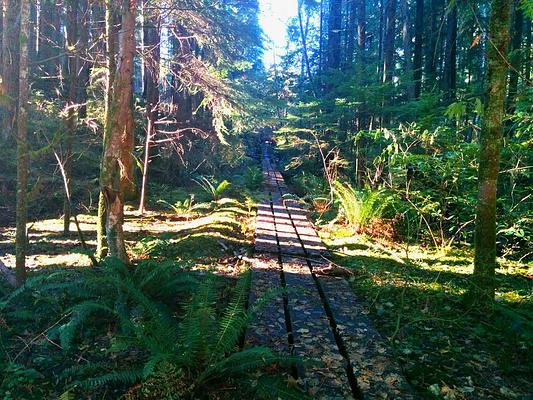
[0, 259, 305, 399]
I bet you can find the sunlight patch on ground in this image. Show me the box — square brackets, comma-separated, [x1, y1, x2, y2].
[319, 225, 531, 304]
[0, 198, 254, 270]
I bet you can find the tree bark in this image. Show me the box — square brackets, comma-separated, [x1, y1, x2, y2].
[382, 0, 397, 83]
[29, 0, 37, 69]
[16, 0, 30, 285]
[139, 2, 160, 214]
[318, 0, 324, 73]
[0, 2, 3, 67]
[100, 0, 136, 262]
[356, 0, 365, 60]
[97, 0, 119, 258]
[401, 0, 414, 99]
[524, 18, 531, 83]
[378, 0, 384, 77]
[118, 1, 137, 201]
[506, 0, 523, 111]
[413, 0, 423, 98]
[297, 0, 314, 88]
[327, 0, 342, 70]
[345, 0, 357, 68]
[468, 0, 512, 306]
[78, 0, 90, 119]
[64, 0, 80, 234]
[442, 0, 457, 101]
[424, 0, 441, 90]
[1, 0, 20, 142]
[38, 0, 62, 91]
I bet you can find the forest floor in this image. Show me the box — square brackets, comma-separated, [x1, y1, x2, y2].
[0, 135, 531, 399]
[0, 198, 255, 273]
[318, 228, 532, 399]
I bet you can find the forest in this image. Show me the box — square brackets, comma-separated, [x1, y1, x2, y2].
[0, 0, 531, 398]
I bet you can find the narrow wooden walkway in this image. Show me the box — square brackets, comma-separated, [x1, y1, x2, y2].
[246, 136, 415, 399]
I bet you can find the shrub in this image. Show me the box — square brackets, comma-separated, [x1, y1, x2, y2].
[333, 181, 392, 230]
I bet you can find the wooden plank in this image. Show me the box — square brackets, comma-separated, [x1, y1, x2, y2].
[245, 256, 288, 353]
[272, 201, 306, 256]
[315, 273, 415, 399]
[255, 202, 278, 253]
[282, 256, 354, 400]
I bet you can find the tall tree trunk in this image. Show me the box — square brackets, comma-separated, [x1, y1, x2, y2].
[468, 0, 512, 307]
[442, 1, 457, 101]
[297, 0, 314, 88]
[0, 2, 3, 67]
[139, 2, 160, 214]
[346, 0, 357, 68]
[413, 0, 423, 98]
[78, 0, 90, 119]
[382, 0, 397, 83]
[355, 0, 366, 128]
[506, 0, 523, 111]
[100, 0, 136, 262]
[356, 0, 365, 61]
[16, 0, 30, 285]
[378, 0, 384, 77]
[64, 0, 80, 234]
[1, 0, 20, 142]
[425, 0, 441, 90]
[401, 0, 414, 99]
[38, 0, 62, 91]
[29, 0, 37, 67]
[318, 0, 324, 74]
[327, 0, 342, 69]
[97, 0, 119, 259]
[118, 4, 137, 202]
[524, 18, 531, 83]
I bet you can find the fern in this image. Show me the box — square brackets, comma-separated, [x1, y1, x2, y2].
[333, 181, 392, 228]
[194, 176, 231, 202]
[59, 301, 115, 350]
[209, 271, 251, 361]
[156, 194, 195, 215]
[520, 0, 533, 19]
[80, 368, 144, 389]
[178, 273, 218, 364]
[3, 259, 299, 399]
[197, 347, 296, 384]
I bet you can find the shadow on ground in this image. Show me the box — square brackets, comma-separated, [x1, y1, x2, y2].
[323, 234, 532, 399]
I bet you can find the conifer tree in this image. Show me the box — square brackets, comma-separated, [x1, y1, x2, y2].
[100, 0, 137, 262]
[467, 0, 512, 306]
[16, 0, 30, 284]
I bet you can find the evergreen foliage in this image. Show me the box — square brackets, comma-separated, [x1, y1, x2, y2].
[0, 260, 304, 399]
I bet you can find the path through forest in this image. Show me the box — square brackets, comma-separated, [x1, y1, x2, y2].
[245, 135, 415, 399]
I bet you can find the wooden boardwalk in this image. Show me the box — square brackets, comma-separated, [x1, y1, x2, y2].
[246, 136, 416, 399]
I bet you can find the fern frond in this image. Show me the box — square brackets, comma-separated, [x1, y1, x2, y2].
[179, 274, 218, 365]
[333, 181, 392, 228]
[0, 270, 76, 309]
[80, 368, 143, 389]
[198, 347, 296, 384]
[156, 274, 199, 298]
[60, 301, 116, 350]
[215, 180, 231, 200]
[209, 271, 251, 361]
